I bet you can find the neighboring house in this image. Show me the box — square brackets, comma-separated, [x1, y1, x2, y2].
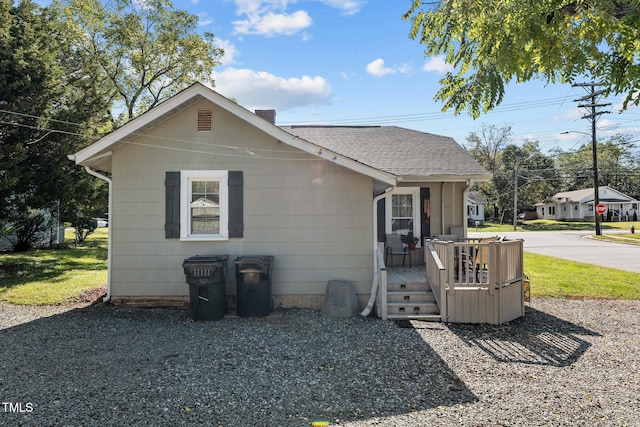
[536, 186, 639, 221]
[0, 209, 65, 251]
[70, 82, 490, 309]
[466, 191, 486, 225]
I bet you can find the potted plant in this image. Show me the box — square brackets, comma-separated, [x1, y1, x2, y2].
[402, 233, 419, 250]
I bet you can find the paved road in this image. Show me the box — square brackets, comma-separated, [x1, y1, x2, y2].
[468, 230, 640, 273]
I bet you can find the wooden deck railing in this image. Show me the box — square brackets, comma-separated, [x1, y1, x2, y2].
[425, 237, 525, 324]
[425, 241, 448, 322]
[428, 238, 523, 288]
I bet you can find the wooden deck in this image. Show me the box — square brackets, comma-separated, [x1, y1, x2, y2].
[386, 265, 427, 285]
[376, 239, 525, 324]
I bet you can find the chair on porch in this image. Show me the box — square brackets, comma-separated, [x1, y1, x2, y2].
[473, 236, 501, 280]
[385, 234, 411, 268]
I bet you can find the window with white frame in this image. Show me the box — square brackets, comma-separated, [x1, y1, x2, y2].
[180, 170, 228, 240]
[386, 188, 419, 241]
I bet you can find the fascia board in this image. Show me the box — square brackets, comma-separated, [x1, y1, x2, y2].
[400, 174, 492, 183]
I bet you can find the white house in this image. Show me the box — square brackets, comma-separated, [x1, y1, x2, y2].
[466, 191, 486, 225]
[69, 83, 491, 310]
[536, 186, 639, 221]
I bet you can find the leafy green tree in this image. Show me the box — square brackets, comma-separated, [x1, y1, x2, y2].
[465, 124, 560, 222]
[465, 124, 512, 221]
[552, 134, 640, 197]
[54, 0, 224, 123]
[2, 0, 221, 249]
[0, 0, 109, 242]
[405, 0, 640, 118]
[504, 141, 560, 217]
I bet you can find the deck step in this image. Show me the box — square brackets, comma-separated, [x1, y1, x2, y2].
[386, 301, 439, 316]
[387, 313, 442, 321]
[387, 290, 436, 303]
[387, 282, 429, 292]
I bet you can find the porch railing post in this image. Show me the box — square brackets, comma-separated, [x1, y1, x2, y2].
[446, 241, 455, 295]
[439, 267, 447, 322]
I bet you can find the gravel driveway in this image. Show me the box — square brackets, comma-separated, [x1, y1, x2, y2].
[1, 298, 639, 426]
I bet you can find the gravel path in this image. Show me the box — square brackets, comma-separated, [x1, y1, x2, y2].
[1, 298, 639, 426]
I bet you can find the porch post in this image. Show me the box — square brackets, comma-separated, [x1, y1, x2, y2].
[446, 241, 455, 295]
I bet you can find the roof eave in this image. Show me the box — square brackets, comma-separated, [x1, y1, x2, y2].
[398, 173, 492, 183]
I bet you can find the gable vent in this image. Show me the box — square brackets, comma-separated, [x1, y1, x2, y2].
[197, 109, 212, 132]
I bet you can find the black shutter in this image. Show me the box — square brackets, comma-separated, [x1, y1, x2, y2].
[420, 187, 431, 239]
[228, 171, 243, 238]
[165, 171, 180, 238]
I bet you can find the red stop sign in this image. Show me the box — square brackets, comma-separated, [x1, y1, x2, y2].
[596, 203, 607, 215]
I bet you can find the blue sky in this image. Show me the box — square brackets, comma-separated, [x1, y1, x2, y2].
[37, 0, 640, 153]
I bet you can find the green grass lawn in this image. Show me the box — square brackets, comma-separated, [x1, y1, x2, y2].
[1, 226, 638, 305]
[0, 228, 108, 305]
[477, 219, 639, 233]
[524, 252, 640, 300]
[592, 233, 640, 246]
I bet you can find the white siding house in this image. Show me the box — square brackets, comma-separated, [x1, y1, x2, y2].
[536, 186, 639, 221]
[466, 191, 486, 225]
[70, 83, 491, 310]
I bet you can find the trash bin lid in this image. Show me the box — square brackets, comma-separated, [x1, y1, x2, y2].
[234, 255, 273, 273]
[233, 255, 273, 264]
[183, 255, 229, 266]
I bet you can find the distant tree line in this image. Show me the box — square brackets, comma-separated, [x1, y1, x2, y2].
[466, 124, 640, 223]
[0, 0, 223, 250]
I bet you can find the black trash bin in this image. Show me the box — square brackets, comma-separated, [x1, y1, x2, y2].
[182, 255, 229, 321]
[234, 256, 274, 317]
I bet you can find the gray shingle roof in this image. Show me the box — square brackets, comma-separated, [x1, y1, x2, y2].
[280, 125, 490, 180]
[467, 191, 487, 204]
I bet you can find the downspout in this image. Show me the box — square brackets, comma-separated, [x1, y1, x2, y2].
[440, 182, 446, 235]
[84, 166, 112, 303]
[361, 186, 393, 317]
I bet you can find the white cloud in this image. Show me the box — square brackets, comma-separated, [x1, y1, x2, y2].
[233, 10, 312, 37]
[214, 39, 239, 66]
[555, 108, 584, 121]
[318, 0, 365, 16]
[231, 0, 363, 37]
[197, 12, 212, 26]
[366, 58, 411, 77]
[422, 56, 454, 74]
[232, 1, 312, 37]
[211, 68, 333, 111]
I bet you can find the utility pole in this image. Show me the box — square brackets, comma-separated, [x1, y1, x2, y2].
[513, 157, 519, 231]
[573, 83, 610, 236]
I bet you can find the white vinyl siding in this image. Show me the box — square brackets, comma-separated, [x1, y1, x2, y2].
[109, 99, 373, 304]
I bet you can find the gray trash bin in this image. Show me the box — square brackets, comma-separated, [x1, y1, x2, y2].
[234, 256, 274, 317]
[183, 255, 229, 321]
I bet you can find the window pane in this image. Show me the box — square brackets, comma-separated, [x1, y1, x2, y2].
[190, 180, 220, 234]
[392, 218, 413, 233]
[391, 194, 413, 234]
[392, 194, 413, 218]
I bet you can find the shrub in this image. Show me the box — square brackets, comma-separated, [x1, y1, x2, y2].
[10, 211, 49, 252]
[71, 215, 97, 244]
